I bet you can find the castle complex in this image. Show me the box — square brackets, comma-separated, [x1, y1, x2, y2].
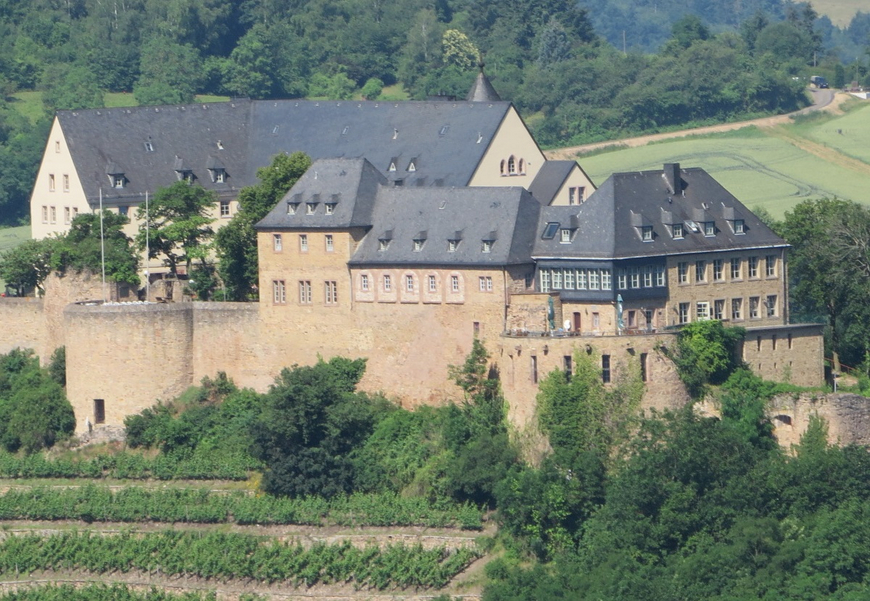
[3, 74, 824, 434]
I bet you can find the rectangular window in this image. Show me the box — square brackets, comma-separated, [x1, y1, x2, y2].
[451, 275, 459, 293]
[482, 240, 492, 253]
[696, 301, 710, 321]
[765, 255, 776, 277]
[640, 353, 648, 382]
[93, 399, 105, 424]
[602, 355, 611, 384]
[428, 275, 436, 292]
[560, 229, 572, 243]
[42, 206, 48, 223]
[641, 226, 653, 241]
[714, 299, 725, 320]
[287, 203, 298, 215]
[273, 234, 282, 252]
[63, 174, 69, 192]
[643, 267, 653, 288]
[215, 170, 226, 183]
[55, 140, 61, 153]
[64, 207, 70, 224]
[113, 176, 124, 188]
[72, 207, 78, 219]
[589, 269, 600, 290]
[617, 270, 627, 290]
[678, 262, 689, 284]
[731, 257, 741, 280]
[552, 269, 562, 289]
[50, 206, 56, 224]
[568, 187, 577, 205]
[592, 312, 600, 329]
[695, 260, 706, 282]
[384, 275, 392, 292]
[540, 270, 550, 293]
[49, 174, 55, 192]
[734, 219, 745, 234]
[119, 206, 128, 216]
[406, 274, 415, 292]
[325, 234, 334, 252]
[679, 302, 690, 324]
[325, 203, 336, 215]
[749, 296, 760, 319]
[655, 265, 666, 287]
[564, 355, 573, 378]
[732, 298, 743, 320]
[479, 276, 492, 292]
[628, 310, 636, 328]
[273, 280, 287, 304]
[220, 200, 231, 217]
[576, 269, 586, 290]
[306, 203, 316, 215]
[713, 259, 723, 281]
[564, 270, 575, 290]
[531, 356, 538, 384]
[630, 267, 640, 289]
[448, 240, 458, 252]
[299, 234, 308, 252]
[749, 256, 759, 278]
[644, 309, 654, 329]
[672, 223, 684, 239]
[325, 281, 338, 305]
[602, 270, 612, 290]
[766, 295, 777, 317]
[473, 321, 480, 335]
[704, 221, 715, 237]
[298, 280, 311, 304]
[361, 274, 369, 291]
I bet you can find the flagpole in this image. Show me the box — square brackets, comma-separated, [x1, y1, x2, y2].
[145, 191, 150, 302]
[99, 189, 106, 302]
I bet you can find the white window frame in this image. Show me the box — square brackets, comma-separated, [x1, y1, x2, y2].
[361, 274, 369, 291]
[428, 275, 437, 292]
[299, 234, 308, 252]
[406, 275, 415, 292]
[384, 275, 392, 292]
[325, 234, 334, 252]
[451, 275, 460, 293]
[273, 234, 282, 252]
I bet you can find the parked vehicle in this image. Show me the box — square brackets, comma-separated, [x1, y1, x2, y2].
[810, 75, 829, 89]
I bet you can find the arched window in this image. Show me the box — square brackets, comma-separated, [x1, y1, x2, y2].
[508, 156, 516, 175]
[500, 159, 506, 175]
[518, 158, 525, 174]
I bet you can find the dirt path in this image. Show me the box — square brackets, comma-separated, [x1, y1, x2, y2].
[545, 89, 849, 160]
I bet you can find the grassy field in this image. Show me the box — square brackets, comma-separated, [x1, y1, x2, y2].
[811, 0, 866, 27]
[579, 103, 870, 218]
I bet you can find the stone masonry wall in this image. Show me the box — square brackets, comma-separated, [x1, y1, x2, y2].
[0, 297, 45, 357]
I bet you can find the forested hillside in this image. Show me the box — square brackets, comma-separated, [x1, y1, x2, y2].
[0, 0, 867, 227]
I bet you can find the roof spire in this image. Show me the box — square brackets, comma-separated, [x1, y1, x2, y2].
[466, 62, 501, 102]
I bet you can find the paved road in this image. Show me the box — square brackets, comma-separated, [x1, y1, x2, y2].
[545, 88, 839, 160]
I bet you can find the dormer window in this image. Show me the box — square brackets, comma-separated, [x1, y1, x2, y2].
[112, 175, 125, 189]
[306, 203, 317, 215]
[733, 219, 745, 234]
[703, 221, 715, 237]
[672, 223, 684, 239]
[407, 158, 417, 172]
[388, 158, 398, 172]
[144, 141, 154, 152]
[482, 240, 492, 253]
[542, 222, 559, 239]
[641, 226, 653, 242]
[413, 239, 424, 252]
[287, 203, 299, 215]
[448, 240, 459, 252]
[560, 228, 573, 243]
[325, 203, 336, 215]
[176, 170, 194, 183]
[378, 239, 390, 251]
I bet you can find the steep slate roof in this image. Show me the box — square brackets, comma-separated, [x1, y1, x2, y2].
[57, 99, 514, 207]
[533, 164, 787, 260]
[350, 185, 540, 267]
[257, 158, 385, 230]
[528, 160, 576, 204]
[466, 67, 502, 102]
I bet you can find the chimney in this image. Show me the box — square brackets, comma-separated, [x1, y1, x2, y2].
[663, 163, 681, 194]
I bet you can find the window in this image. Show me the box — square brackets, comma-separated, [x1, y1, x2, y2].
[542, 222, 559, 239]
[644, 309, 654, 329]
[383, 275, 392, 292]
[602, 355, 611, 384]
[696, 301, 710, 321]
[678, 262, 689, 284]
[618, 270, 627, 290]
[406, 275, 415, 292]
[749, 256, 759, 278]
[772, 335, 777, 350]
[704, 221, 715, 237]
[378, 239, 390, 251]
[592, 312, 600, 329]
[630, 267, 640, 289]
[568, 187, 577, 205]
[55, 141, 61, 153]
[299, 234, 308, 252]
[508, 156, 516, 175]
[414, 239, 424, 252]
[731, 298, 743, 320]
[531, 355, 538, 384]
[765, 255, 776, 277]
[552, 269, 562, 290]
[627, 310, 636, 328]
[63, 174, 69, 192]
[42, 206, 48, 223]
[119, 206, 128, 216]
[50, 206, 56, 224]
[749, 296, 760, 319]
[561, 229, 572, 243]
[49, 174, 55, 192]
[641, 353, 649, 382]
[479, 276, 493, 292]
[448, 240, 459, 252]
[714, 299, 725, 320]
[655, 265, 666, 287]
[576, 269, 586, 290]
[641, 226, 653, 241]
[540, 270, 550, 292]
[588, 270, 600, 290]
[64, 207, 70, 224]
[731, 257, 741, 280]
[643, 267, 653, 288]
[428, 275, 437, 292]
[602, 270, 612, 290]
[287, 203, 299, 215]
[113, 175, 125, 188]
[473, 321, 480, 335]
[672, 223, 684, 239]
[564, 355, 572, 378]
[766, 295, 777, 317]
[361, 274, 369, 291]
[93, 399, 105, 424]
[734, 219, 745, 234]
[220, 200, 231, 217]
[482, 240, 492, 253]
[564, 270, 574, 290]
[713, 259, 724, 281]
[299, 280, 311, 305]
[325, 234, 334, 252]
[144, 141, 154, 152]
[325, 281, 338, 305]
[679, 302, 690, 324]
[695, 260, 706, 282]
[72, 207, 78, 219]
[273, 234, 282, 252]
[451, 275, 460, 292]
[215, 170, 226, 183]
[273, 280, 287, 304]
[306, 203, 316, 215]
[325, 203, 336, 215]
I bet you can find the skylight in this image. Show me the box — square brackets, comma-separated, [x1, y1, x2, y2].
[542, 222, 560, 239]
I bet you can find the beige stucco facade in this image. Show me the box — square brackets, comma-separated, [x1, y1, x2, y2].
[469, 107, 546, 187]
[546, 164, 597, 206]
